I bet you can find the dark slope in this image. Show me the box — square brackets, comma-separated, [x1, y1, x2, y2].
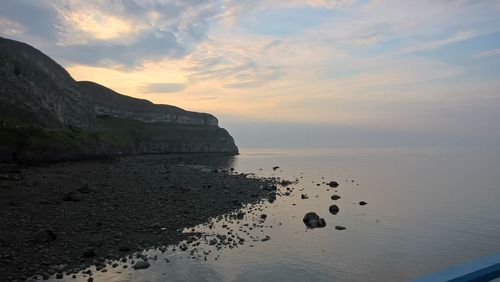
[0, 37, 93, 128]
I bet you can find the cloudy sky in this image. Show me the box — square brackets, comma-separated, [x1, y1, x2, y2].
[1, 0, 500, 148]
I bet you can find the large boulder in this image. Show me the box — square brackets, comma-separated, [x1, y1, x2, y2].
[303, 212, 326, 229]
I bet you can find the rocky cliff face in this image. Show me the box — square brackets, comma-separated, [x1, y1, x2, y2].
[78, 81, 218, 126]
[0, 37, 93, 128]
[0, 37, 238, 162]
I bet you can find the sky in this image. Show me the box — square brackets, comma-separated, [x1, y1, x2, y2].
[1, 0, 500, 148]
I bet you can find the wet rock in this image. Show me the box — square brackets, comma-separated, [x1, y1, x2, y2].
[327, 181, 339, 188]
[331, 195, 341, 200]
[267, 192, 276, 203]
[303, 212, 326, 228]
[33, 229, 56, 244]
[77, 184, 94, 194]
[119, 245, 130, 252]
[62, 192, 82, 202]
[335, 226, 346, 230]
[82, 249, 95, 258]
[359, 201, 367, 206]
[236, 211, 245, 220]
[329, 205, 339, 215]
[132, 260, 150, 270]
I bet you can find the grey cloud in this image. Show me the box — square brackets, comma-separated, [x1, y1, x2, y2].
[0, 0, 59, 41]
[142, 83, 187, 93]
[54, 31, 185, 67]
[1, 0, 223, 68]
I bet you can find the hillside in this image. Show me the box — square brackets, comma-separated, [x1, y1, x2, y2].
[0, 37, 238, 162]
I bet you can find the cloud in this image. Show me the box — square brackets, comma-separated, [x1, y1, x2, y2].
[0, 18, 25, 36]
[474, 48, 500, 59]
[142, 83, 187, 93]
[397, 31, 476, 54]
[0, 0, 224, 68]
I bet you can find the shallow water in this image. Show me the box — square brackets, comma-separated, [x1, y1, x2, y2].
[48, 147, 500, 281]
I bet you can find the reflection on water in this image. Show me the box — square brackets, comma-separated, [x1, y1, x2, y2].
[49, 148, 500, 281]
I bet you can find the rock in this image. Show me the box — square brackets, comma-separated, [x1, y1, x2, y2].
[267, 192, 276, 203]
[261, 236, 271, 242]
[329, 205, 339, 215]
[82, 249, 95, 258]
[236, 211, 244, 220]
[301, 194, 309, 199]
[132, 260, 151, 270]
[303, 212, 326, 228]
[327, 181, 339, 188]
[272, 166, 279, 170]
[77, 183, 93, 194]
[331, 195, 341, 200]
[335, 226, 346, 230]
[55, 273, 63, 279]
[359, 201, 367, 206]
[209, 238, 217, 245]
[88, 278, 94, 282]
[62, 192, 82, 202]
[119, 245, 130, 252]
[260, 214, 267, 219]
[33, 229, 56, 244]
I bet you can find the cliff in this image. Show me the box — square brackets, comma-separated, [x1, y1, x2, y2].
[0, 37, 238, 162]
[0, 37, 93, 128]
[79, 81, 218, 126]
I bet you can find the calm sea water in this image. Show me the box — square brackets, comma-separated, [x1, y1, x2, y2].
[52, 147, 500, 281]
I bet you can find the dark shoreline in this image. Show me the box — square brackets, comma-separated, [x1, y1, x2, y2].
[0, 154, 278, 281]
[1, 150, 239, 166]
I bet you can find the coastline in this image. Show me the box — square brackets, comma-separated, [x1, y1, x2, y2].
[0, 154, 278, 281]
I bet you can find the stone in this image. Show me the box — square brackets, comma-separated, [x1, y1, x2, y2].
[62, 192, 82, 202]
[331, 195, 341, 200]
[303, 212, 326, 228]
[132, 260, 151, 270]
[359, 201, 367, 206]
[33, 229, 56, 244]
[267, 193, 276, 203]
[335, 226, 346, 230]
[329, 205, 340, 215]
[301, 194, 309, 199]
[327, 181, 339, 188]
[119, 245, 130, 252]
[82, 249, 96, 258]
[77, 183, 94, 194]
